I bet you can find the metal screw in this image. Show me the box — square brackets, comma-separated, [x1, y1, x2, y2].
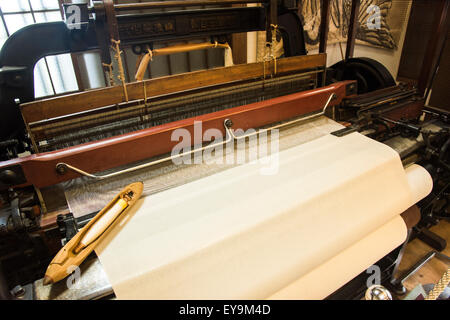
[365, 285, 393, 300]
[56, 163, 67, 175]
[11, 285, 25, 298]
[224, 119, 233, 128]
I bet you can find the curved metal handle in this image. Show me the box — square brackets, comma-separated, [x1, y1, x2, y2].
[229, 93, 336, 141]
[56, 119, 234, 180]
[56, 93, 336, 180]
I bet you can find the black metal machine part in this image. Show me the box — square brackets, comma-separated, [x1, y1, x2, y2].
[277, 5, 307, 57]
[326, 246, 403, 300]
[412, 110, 450, 250]
[0, 188, 61, 291]
[327, 57, 396, 94]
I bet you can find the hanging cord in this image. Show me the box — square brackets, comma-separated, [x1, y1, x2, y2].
[142, 49, 153, 105]
[140, 48, 153, 123]
[425, 267, 450, 300]
[270, 24, 278, 75]
[263, 24, 279, 82]
[111, 39, 129, 102]
[102, 62, 115, 86]
[262, 43, 270, 89]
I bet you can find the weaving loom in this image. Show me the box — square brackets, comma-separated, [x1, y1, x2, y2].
[0, 0, 449, 300]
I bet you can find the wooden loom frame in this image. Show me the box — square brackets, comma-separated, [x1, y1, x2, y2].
[1, 54, 357, 189]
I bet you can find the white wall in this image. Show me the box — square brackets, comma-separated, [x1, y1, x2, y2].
[308, 3, 412, 80]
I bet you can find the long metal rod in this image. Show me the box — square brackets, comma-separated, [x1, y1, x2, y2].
[230, 93, 336, 140]
[56, 93, 335, 180]
[112, 0, 267, 11]
[57, 119, 233, 180]
[0, 9, 60, 15]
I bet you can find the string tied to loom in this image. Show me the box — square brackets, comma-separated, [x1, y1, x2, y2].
[111, 39, 129, 102]
[262, 23, 279, 80]
[270, 23, 279, 43]
[263, 45, 277, 82]
[102, 62, 115, 86]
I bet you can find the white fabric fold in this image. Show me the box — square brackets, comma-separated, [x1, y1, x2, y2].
[95, 132, 432, 299]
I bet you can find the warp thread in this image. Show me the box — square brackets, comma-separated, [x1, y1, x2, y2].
[102, 62, 115, 86]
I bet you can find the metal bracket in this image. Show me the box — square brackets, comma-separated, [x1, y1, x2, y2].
[331, 125, 359, 137]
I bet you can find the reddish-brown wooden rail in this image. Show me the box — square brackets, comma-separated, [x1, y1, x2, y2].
[1, 81, 355, 189]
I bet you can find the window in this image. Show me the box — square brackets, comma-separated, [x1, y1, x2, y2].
[0, 0, 78, 98]
[0, 0, 225, 99]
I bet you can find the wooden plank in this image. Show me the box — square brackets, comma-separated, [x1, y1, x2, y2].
[319, 0, 330, 54]
[417, 0, 449, 96]
[21, 54, 327, 124]
[345, 0, 360, 60]
[231, 32, 248, 65]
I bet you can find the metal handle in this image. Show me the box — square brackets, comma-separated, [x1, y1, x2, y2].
[56, 93, 336, 180]
[56, 119, 233, 180]
[229, 93, 336, 141]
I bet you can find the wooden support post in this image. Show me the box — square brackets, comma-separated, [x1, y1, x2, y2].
[417, 0, 450, 97]
[319, 0, 331, 86]
[319, 0, 330, 54]
[231, 3, 248, 64]
[266, 0, 278, 42]
[345, 0, 360, 60]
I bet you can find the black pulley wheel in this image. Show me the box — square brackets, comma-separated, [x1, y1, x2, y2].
[327, 57, 396, 94]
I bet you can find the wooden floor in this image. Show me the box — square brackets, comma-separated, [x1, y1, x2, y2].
[395, 220, 450, 295]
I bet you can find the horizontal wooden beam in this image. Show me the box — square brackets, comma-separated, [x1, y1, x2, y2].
[21, 54, 327, 124]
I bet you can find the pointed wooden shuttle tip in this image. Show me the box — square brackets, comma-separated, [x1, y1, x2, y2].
[43, 276, 53, 286]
